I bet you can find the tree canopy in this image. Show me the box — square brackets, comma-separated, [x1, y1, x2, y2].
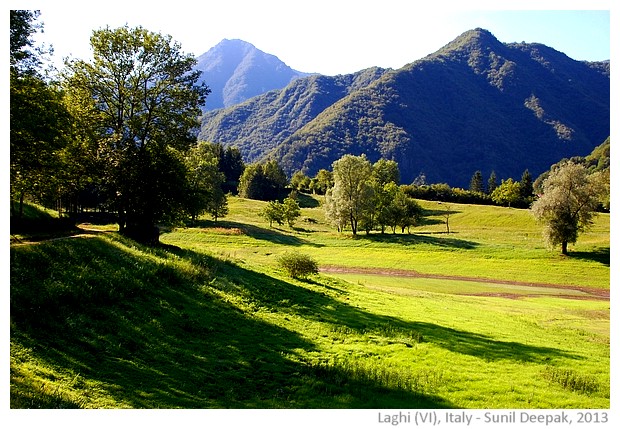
[10, 10, 72, 219]
[62, 25, 210, 243]
[531, 161, 606, 254]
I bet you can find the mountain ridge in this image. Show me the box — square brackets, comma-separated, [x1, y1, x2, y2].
[198, 29, 610, 187]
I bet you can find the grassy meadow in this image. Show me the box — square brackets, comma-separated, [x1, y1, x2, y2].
[10, 195, 610, 408]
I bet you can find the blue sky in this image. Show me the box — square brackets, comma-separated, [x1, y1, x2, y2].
[17, 0, 612, 76]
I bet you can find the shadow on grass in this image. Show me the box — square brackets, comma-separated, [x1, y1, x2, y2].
[166, 246, 576, 366]
[407, 322, 579, 363]
[357, 232, 479, 250]
[191, 219, 323, 247]
[569, 247, 610, 267]
[10, 235, 445, 408]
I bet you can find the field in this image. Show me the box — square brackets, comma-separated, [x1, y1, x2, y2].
[10, 195, 610, 409]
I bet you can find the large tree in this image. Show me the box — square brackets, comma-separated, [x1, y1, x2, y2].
[531, 161, 606, 255]
[63, 26, 209, 243]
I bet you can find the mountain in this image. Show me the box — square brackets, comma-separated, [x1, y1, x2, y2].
[194, 39, 311, 111]
[198, 67, 388, 160]
[198, 29, 610, 187]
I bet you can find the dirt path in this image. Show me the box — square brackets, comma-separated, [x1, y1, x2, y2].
[10, 226, 112, 246]
[320, 265, 610, 301]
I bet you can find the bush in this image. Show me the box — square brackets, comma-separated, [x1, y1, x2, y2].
[278, 252, 319, 279]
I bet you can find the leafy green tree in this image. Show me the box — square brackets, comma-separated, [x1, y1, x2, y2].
[185, 141, 227, 223]
[207, 186, 229, 222]
[519, 169, 534, 202]
[491, 178, 522, 207]
[393, 187, 423, 233]
[10, 10, 72, 218]
[10, 10, 44, 76]
[260, 200, 285, 227]
[531, 162, 606, 255]
[372, 159, 400, 186]
[63, 25, 210, 243]
[290, 171, 311, 192]
[375, 181, 399, 234]
[238, 163, 266, 200]
[263, 159, 288, 197]
[328, 154, 373, 235]
[469, 170, 484, 193]
[310, 169, 334, 194]
[487, 171, 498, 195]
[282, 195, 301, 227]
[219, 146, 245, 194]
[238, 160, 287, 201]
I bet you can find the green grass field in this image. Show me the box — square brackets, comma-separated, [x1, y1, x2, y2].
[10, 196, 610, 408]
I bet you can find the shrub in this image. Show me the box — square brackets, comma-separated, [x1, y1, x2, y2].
[278, 252, 319, 279]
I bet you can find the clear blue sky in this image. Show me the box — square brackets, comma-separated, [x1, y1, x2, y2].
[19, 0, 612, 76]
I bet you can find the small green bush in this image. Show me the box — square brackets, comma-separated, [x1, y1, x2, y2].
[277, 252, 319, 279]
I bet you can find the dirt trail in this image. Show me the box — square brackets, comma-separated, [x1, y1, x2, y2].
[320, 265, 609, 301]
[10, 226, 112, 246]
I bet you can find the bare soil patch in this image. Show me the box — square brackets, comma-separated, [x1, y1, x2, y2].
[320, 265, 609, 301]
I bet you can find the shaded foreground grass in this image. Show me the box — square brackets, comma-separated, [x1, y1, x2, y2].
[10, 234, 452, 408]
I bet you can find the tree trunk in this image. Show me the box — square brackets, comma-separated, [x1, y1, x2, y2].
[18, 192, 25, 219]
[561, 241, 568, 255]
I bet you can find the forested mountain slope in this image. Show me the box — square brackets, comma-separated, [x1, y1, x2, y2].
[198, 67, 388, 160]
[199, 29, 610, 186]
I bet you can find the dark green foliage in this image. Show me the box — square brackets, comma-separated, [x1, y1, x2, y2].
[219, 145, 246, 194]
[238, 160, 288, 201]
[10, 10, 45, 76]
[519, 169, 534, 202]
[469, 171, 484, 193]
[260, 195, 301, 228]
[277, 252, 319, 279]
[200, 28, 609, 188]
[10, 11, 73, 218]
[184, 142, 228, 223]
[487, 171, 498, 195]
[63, 25, 209, 243]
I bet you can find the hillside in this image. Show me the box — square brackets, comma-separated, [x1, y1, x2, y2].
[199, 29, 610, 187]
[198, 67, 388, 160]
[194, 39, 310, 111]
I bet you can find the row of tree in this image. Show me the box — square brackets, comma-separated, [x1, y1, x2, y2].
[323, 156, 422, 235]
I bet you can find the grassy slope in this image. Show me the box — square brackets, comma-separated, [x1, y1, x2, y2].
[10, 197, 610, 408]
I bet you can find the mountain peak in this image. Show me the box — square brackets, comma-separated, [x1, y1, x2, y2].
[194, 39, 309, 111]
[435, 28, 505, 57]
